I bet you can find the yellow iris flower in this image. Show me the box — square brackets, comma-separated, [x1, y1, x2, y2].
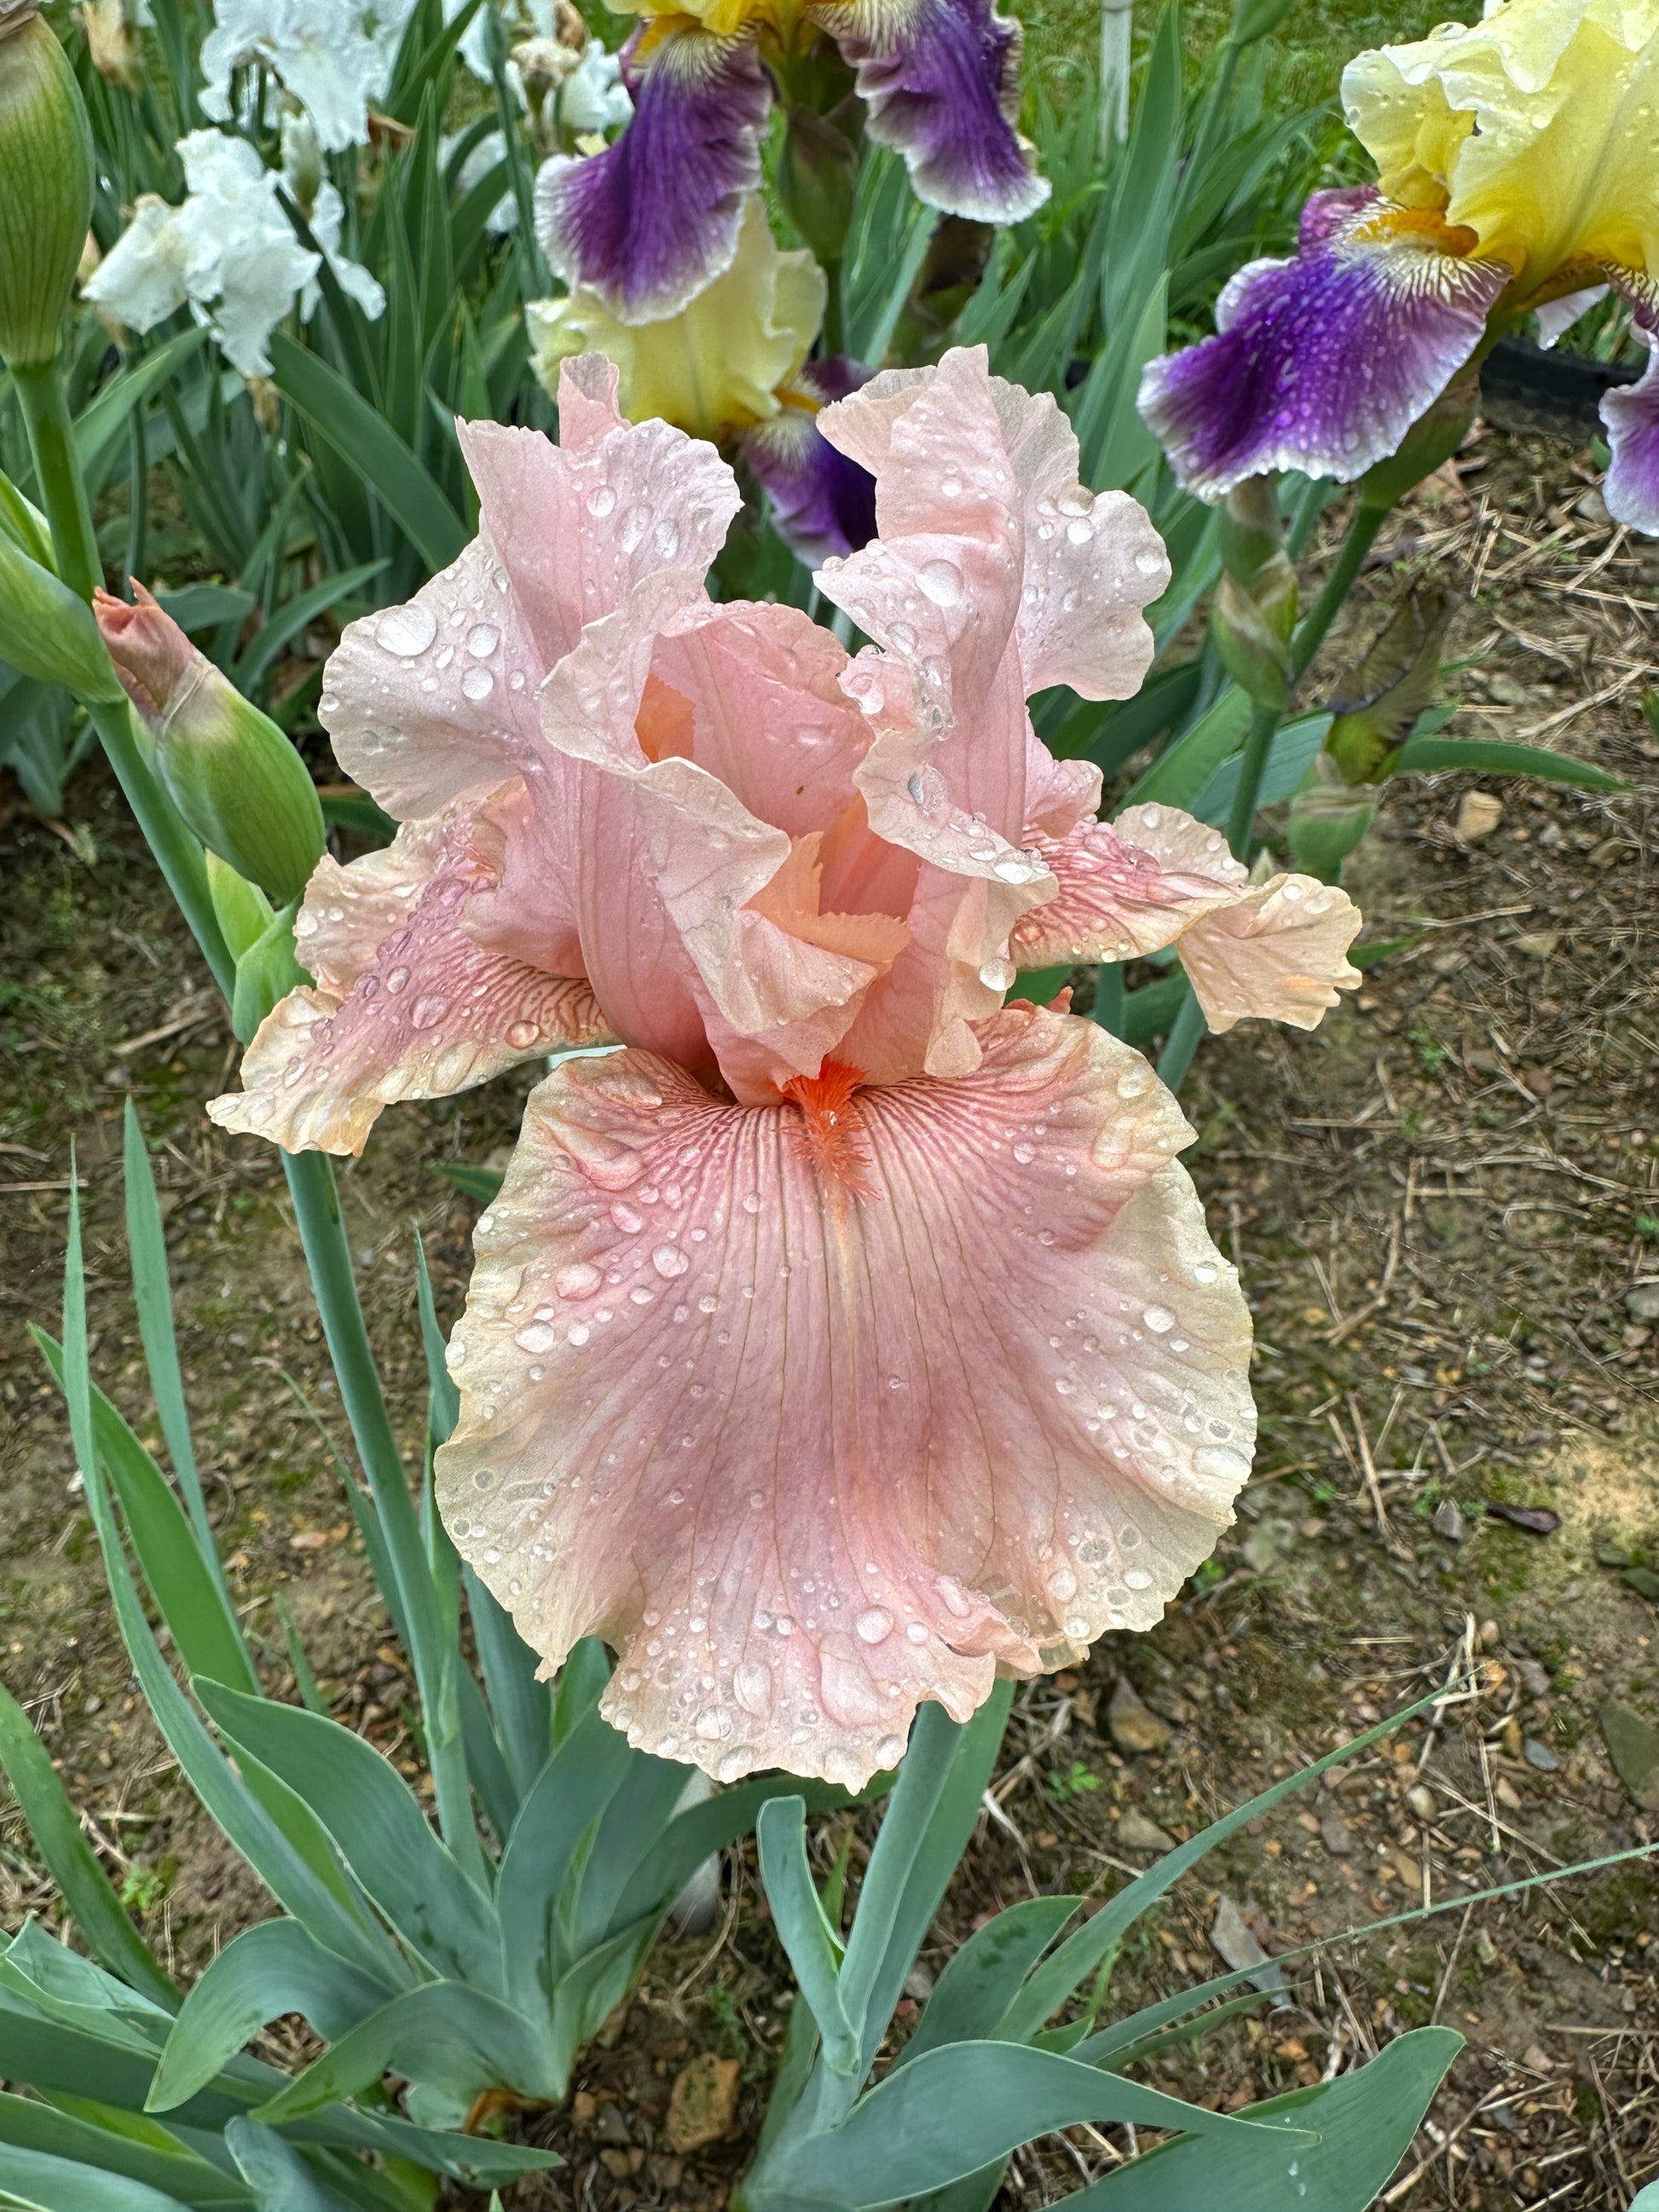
[1344, 0, 1659, 302]
[529, 196, 825, 442]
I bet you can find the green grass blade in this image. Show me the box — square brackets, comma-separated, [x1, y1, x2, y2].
[231, 559, 388, 697]
[192, 1680, 498, 1984]
[74, 329, 209, 497]
[149, 1921, 390, 2116]
[762, 2042, 1304, 2206]
[1065, 2027, 1461, 2209]
[120, 1105, 216, 1566]
[250, 1983, 552, 2122]
[0, 1678, 176, 2008]
[268, 335, 466, 573]
[33, 1332, 256, 1699]
[1119, 685, 1251, 811]
[1394, 733, 1624, 791]
[757, 1799, 858, 2076]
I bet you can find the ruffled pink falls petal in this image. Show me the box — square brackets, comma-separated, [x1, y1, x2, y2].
[436, 1003, 1255, 1788]
[1014, 800, 1361, 1031]
[1177, 876, 1364, 1034]
[207, 790, 606, 1155]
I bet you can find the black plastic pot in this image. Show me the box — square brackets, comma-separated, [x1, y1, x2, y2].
[1480, 334, 1643, 440]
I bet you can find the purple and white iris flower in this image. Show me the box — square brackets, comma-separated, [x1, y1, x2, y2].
[1138, 0, 1659, 534]
[533, 0, 1049, 326]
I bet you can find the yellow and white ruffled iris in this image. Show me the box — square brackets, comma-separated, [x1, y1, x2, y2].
[1344, 0, 1659, 304]
[529, 196, 825, 442]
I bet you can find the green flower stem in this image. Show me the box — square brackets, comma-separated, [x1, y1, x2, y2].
[1091, 961, 1124, 1038]
[821, 261, 846, 361]
[1287, 495, 1390, 689]
[282, 1146, 486, 1884]
[1154, 494, 1393, 1095]
[1154, 984, 1206, 1093]
[1224, 699, 1282, 858]
[14, 355, 234, 998]
[10, 357, 97, 597]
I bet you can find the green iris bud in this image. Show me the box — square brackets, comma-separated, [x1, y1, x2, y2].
[206, 853, 309, 1043]
[94, 583, 327, 905]
[1212, 475, 1299, 708]
[1286, 754, 1379, 883]
[0, 1, 95, 370]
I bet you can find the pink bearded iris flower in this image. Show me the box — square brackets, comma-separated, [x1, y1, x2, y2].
[211, 347, 1361, 1786]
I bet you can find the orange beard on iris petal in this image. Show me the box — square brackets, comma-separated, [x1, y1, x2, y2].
[780, 1059, 873, 1195]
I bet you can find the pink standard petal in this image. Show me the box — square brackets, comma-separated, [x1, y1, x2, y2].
[648, 601, 870, 840]
[321, 536, 552, 820]
[539, 592, 901, 1096]
[457, 398, 739, 668]
[436, 1004, 1254, 1788]
[207, 789, 606, 1156]
[320, 360, 741, 822]
[818, 346, 1169, 699]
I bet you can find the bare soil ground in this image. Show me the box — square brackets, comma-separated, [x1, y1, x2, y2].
[3, 425, 1658, 2209]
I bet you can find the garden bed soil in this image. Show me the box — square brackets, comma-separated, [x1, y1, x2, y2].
[3, 424, 1658, 2208]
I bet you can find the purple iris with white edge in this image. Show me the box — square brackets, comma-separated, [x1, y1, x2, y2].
[1137, 0, 1659, 534]
[743, 356, 881, 563]
[533, 0, 1048, 326]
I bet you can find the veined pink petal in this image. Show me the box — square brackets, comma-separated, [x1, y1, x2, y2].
[437, 1003, 1254, 1788]
[1013, 800, 1362, 1030]
[207, 788, 605, 1155]
[1176, 876, 1364, 1033]
[1012, 803, 1248, 968]
[320, 361, 742, 822]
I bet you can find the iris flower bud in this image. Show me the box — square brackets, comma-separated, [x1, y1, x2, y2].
[94, 583, 326, 904]
[1211, 474, 1298, 707]
[0, 0, 95, 369]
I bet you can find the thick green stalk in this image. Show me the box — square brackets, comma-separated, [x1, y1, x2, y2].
[282, 1148, 486, 1885]
[821, 262, 846, 361]
[1224, 699, 1281, 858]
[1287, 497, 1390, 687]
[14, 355, 234, 996]
[1154, 985, 1206, 1093]
[1092, 961, 1124, 1038]
[1156, 496, 1391, 1094]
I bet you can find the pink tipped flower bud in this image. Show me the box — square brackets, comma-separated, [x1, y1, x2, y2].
[0, 0, 95, 368]
[95, 582, 326, 905]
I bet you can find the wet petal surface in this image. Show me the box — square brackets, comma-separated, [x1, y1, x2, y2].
[438, 1003, 1254, 1786]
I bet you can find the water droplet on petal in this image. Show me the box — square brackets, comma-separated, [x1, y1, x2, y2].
[652, 1243, 690, 1279]
[1142, 1305, 1176, 1333]
[466, 623, 499, 658]
[378, 604, 437, 656]
[917, 557, 962, 605]
[411, 994, 448, 1029]
[461, 666, 494, 702]
[514, 1320, 557, 1354]
[506, 1019, 540, 1048]
[855, 1607, 893, 1645]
